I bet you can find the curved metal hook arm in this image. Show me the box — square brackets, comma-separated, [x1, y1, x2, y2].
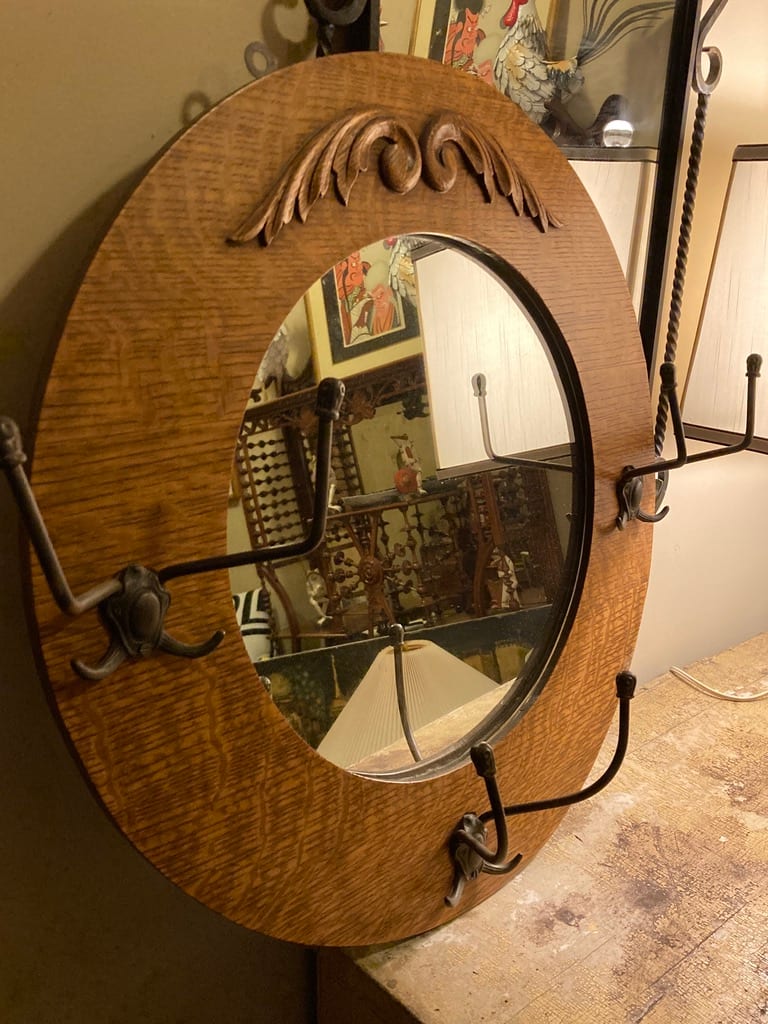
[390, 623, 422, 763]
[446, 672, 636, 906]
[694, 0, 730, 95]
[1, 417, 121, 616]
[480, 671, 636, 823]
[471, 373, 573, 474]
[456, 742, 518, 872]
[158, 377, 345, 582]
[618, 355, 761, 529]
[444, 741, 523, 907]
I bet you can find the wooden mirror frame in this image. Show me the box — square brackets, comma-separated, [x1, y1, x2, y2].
[28, 52, 652, 946]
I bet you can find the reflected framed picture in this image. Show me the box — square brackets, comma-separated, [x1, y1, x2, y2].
[321, 237, 421, 364]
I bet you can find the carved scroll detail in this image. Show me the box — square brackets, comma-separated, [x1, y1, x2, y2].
[228, 108, 562, 246]
[229, 109, 422, 246]
[420, 111, 563, 232]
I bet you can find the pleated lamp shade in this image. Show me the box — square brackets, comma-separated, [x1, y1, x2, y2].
[317, 640, 497, 769]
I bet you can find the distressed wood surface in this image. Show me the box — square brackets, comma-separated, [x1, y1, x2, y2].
[320, 633, 768, 1021]
[29, 52, 653, 945]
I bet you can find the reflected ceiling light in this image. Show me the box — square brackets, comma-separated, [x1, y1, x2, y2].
[683, 145, 768, 454]
[602, 118, 635, 148]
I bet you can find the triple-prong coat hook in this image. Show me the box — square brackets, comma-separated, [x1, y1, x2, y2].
[617, 354, 761, 529]
[1, 378, 345, 681]
[446, 671, 637, 907]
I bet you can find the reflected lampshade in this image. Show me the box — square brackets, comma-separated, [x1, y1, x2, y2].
[317, 640, 497, 769]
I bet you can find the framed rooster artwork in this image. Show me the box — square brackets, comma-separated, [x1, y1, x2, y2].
[411, 0, 676, 148]
[319, 236, 422, 365]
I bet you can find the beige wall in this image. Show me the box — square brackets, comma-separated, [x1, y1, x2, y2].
[0, 4, 315, 1022]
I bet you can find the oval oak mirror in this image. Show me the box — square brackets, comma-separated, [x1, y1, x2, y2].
[28, 52, 652, 945]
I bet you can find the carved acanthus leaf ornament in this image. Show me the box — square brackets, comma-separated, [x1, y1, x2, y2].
[228, 108, 562, 246]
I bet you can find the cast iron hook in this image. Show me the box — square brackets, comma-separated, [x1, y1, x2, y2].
[72, 565, 224, 681]
[445, 742, 523, 907]
[617, 355, 761, 529]
[1, 378, 345, 681]
[446, 671, 637, 907]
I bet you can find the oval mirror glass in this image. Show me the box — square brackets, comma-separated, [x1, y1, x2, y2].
[227, 236, 587, 776]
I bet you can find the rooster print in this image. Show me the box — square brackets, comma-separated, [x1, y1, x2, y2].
[322, 238, 422, 363]
[432, 0, 674, 143]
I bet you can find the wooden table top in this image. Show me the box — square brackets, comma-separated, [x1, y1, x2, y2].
[319, 631, 768, 1023]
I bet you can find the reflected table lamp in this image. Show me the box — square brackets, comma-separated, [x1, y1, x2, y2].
[317, 640, 497, 769]
[684, 144, 768, 454]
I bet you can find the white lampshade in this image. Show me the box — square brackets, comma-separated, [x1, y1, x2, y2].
[567, 148, 657, 314]
[316, 640, 497, 769]
[684, 145, 768, 452]
[415, 247, 572, 472]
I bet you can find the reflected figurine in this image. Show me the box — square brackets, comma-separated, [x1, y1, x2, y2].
[306, 569, 330, 626]
[310, 453, 342, 512]
[392, 434, 426, 496]
[487, 550, 521, 610]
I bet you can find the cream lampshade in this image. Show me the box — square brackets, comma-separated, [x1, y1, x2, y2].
[684, 145, 768, 453]
[567, 147, 657, 315]
[317, 640, 498, 769]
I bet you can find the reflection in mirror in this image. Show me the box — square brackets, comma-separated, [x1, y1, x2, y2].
[227, 237, 583, 776]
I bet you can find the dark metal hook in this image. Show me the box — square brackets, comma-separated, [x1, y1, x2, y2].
[1, 417, 121, 616]
[445, 742, 523, 907]
[71, 565, 224, 681]
[446, 671, 636, 907]
[2, 378, 344, 681]
[617, 355, 761, 529]
[471, 373, 573, 474]
[158, 377, 345, 582]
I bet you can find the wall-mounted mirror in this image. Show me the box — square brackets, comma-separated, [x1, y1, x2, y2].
[228, 235, 586, 775]
[28, 52, 654, 945]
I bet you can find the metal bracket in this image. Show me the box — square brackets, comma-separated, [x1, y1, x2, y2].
[445, 813, 490, 908]
[618, 355, 761, 529]
[446, 672, 636, 907]
[693, 0, 730, 96]
[1, 378, 345, 681]
[471, 373, 573, 474]
[304, 0, 380, 57]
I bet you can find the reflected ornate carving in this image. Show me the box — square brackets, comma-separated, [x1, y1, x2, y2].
[228, 108, 562, 246]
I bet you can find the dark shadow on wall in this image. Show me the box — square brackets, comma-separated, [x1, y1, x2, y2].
[0, 176, 315, 1023]
[0, 170, 146, 440]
